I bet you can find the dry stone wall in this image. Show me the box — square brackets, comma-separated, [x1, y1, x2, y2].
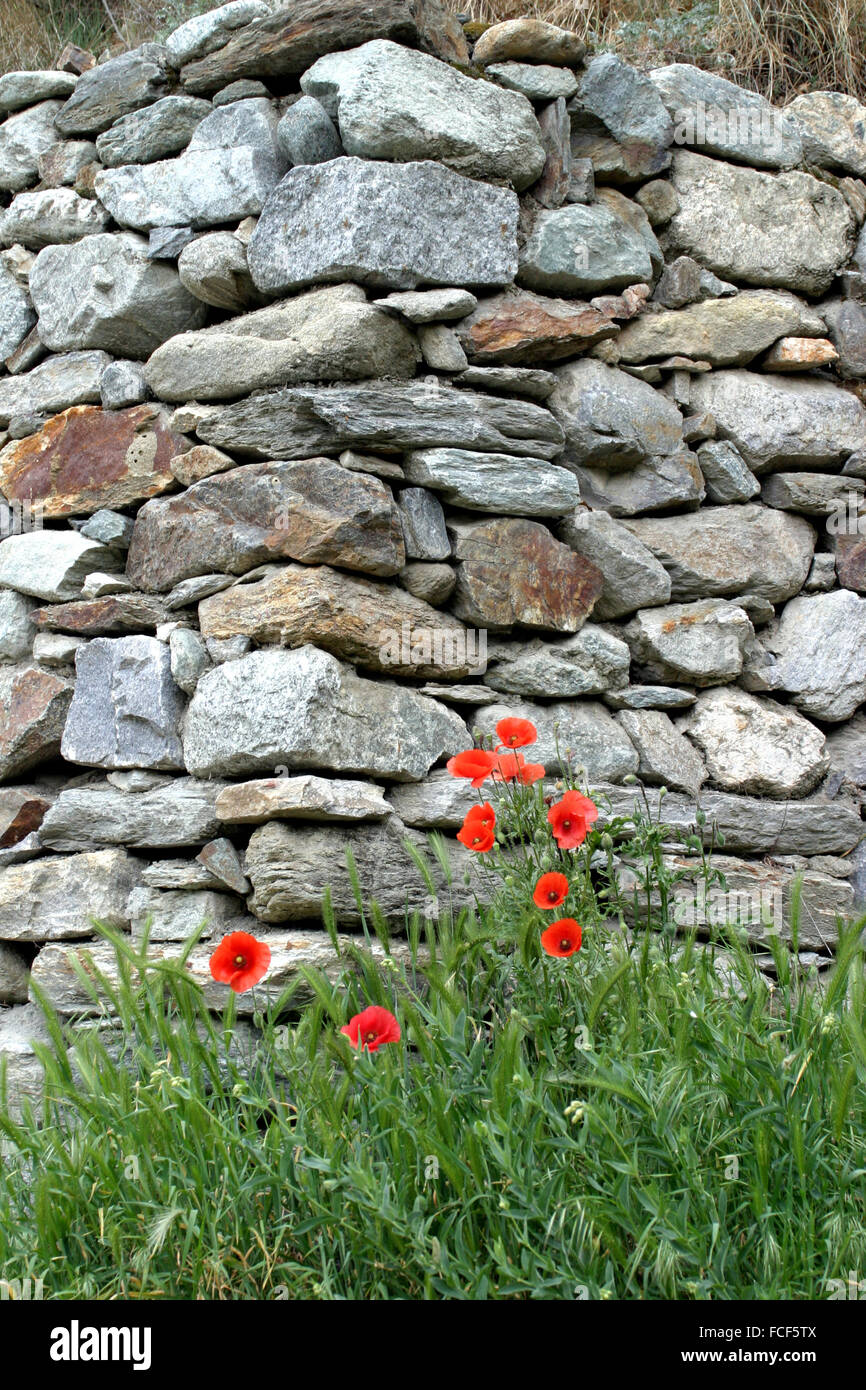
[3, 0, 866, 1103]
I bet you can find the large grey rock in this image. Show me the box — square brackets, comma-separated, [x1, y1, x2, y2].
[616, 290, 827, 368]
[680, 688, 828, 798]
[195, 380, 564, 460]
[689, 370, 866, 473]
[484, 625, 630, 698]
[144, 283, 418, 401]
[474, 699, 638, 781]
[166, 0, 272, 66]
[558, 508, 671, 619]
[488, 62, 577, 102]
[548, 359, 683, 467]
[651, 64, 802, 168]
[0, 188, 110, 250]
[276, 95, 342, 165]
[0, 848, 141, 940]
[95, 94, 212, 166]
[215, 774, 391, 824]
[61, 636, 186, 771]
[570, 53, 673, 181]
[0, 70, 77, 113]
[0, 589, 35, 662]
[55, 44, 172, 136]
[624, 505, 816, 603]
[176, 231, 259, 311]
[38, 777, 229, 850]
[302, 39, 545, 189]
[29, 232, 207, 358]
[0, 530, 117, 601]
[0, 258, 34, 361]
[94, 99, 288, 231]
[616, 708, 706, 795]
[518, 200, 655, 295]
[0, 101, 65, 193]
[403, 447, 580, 516]
[182, 645, 468, 780]
[664, 151, 854, 295]
[0, 351, 110, 428]
[785, 91, 866, 177]
[758, 589, 866, 722]
[247, 157, 519, 294]
[761, 472, 864, 516]
[624, 600, 753, 686]
[575, 448, 705, 517]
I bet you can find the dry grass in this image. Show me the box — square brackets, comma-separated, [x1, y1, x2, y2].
[0, 0, 863, 101]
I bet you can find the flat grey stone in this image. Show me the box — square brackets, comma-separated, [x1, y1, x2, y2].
[38, 776, 230, 850]
[617, 289, 826, 367]
[785, 91, 866, 177]
[247, 158, 519, 294]
[519, 200, 655, 294]
[617, 707, 706, 795]
[0, 188, 110, 250]
[548, 359, 684, 466]
[762, 472, 865, 516]
[169, 626, 211, 694]
[36, 139, 98, 187]
[0, 258, 34, 362]
[397, 486, 450, 561]
[485, 625, 629, 697]
[758, 588, 866, 721]
[404, 447, 581, 515]
[61, 635, 186, 771]
[55, 44, 172, 136]
[574, 447, 705, 517]
[0, 848, 141, 939]
[176, 231, 258, 310]
[78, 508, 135, 549]
[99, 359, 149, 409]
[127, 885, 247, 941]
[165, 0, 272, 67]
[0, 588, 36, 662]
[624, 599, 753, 686]
[697, 439, 760, 503]
[680, 687, 828, 798]
[417, 324, 467, 372]
[0, 69, 77, 112]
[455, 366, 557, 400]
[0, 530, 117, 601]
[147, 225, 197, 259]
[570, 53, 673, 181]
[95, 94, 212, 166]
[652, 63, 802, 168]
[604, 684, 697, 711]
[373, 287, 477, 323]
[214, 773, 391, 824]
[487, 62, 578, 101]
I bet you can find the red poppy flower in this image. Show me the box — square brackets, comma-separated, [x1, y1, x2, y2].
[547, 790, 599, 850]
[340, 1005, 401, 1052]
[209, 931, 271, 993]
[491, 750, 546, 785]
[533, 872, 570, 910]
[456, 802, 496, 853]
[496, 717, 538, 749]
[446, 748, 498, 788]
[541, 918, 583, 957]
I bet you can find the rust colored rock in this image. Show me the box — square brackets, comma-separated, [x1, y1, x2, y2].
[198, 562, 481, 678]
[449, 517, 604, 632]
[0, 404, 185, 519]
[834, 532, 866, 593]
[57, 43, 97, 75]
[762, 336, 839, 371]
[0, 789, 51, 847]
[0, 664, 73, 781]
[456, 288, 618, 366]
[181, 0, 460, 94]
[126, 456, 404, 593]
[30, 594, 167, 635]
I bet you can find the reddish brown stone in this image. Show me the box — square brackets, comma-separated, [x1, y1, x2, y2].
[449, 517, 604, 632]
[57, 43, 97, 75]
[30, 594, 168, 635]
[0, 404, 185, 519]
[0, 790, 50, 847]
[0, 664, 73, 780]
[456, 288, 618, 366]
[834, 532, 866, 592]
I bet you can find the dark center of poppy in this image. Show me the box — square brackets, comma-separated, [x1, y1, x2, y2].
[364, 1031, 378, 1043]
[234, 954, 247, 967]
[560, 939, 572, 951]
[548, 890, 559, 902]
[562, 818, 571, 830]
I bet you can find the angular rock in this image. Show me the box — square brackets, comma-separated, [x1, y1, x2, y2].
[570, 53, 673, 181]
[0, 258, 35, 361]
[455, 287, 617, 365]
[762, 472, 864, 515]
[169, 443, 235, 487]
[519, 200, 655, 295]
[825, 711, 866, 785]
[215, 774, 391, 824]
[166, 0, 272, 66]
[696, 440, 760, 503]
[0, 101, 66, 193]
[147, 225, 196, 260]
[197, 563, 478, 678]
[575, 447, 705, 517]
[182, 644, 468, 780]
[404, 447, 580, 515]
[474, 699, 638, 781]
[128, 885, 247, 941]
[36, 139, 98, 187]
[624, 599, 753, 686]
[680, 688, 828, 798]
[0, 188, 110, 250]
[0, 69, 77, 112]
[605, 684, 696, 711]
[247, 157, 519, 294]
[397, 486, 449, 561]
[548, 359, 684, 466]
[95, 94, 212, 166]
[277, 94, 342, 165]
[617, 708, 706, 795]
[533, 96, 572, 209]
[455, 366, 557, 400]
[652, 64, 802, 168]
[61, 636, 185, 771]
[0, 530, 117, 601]
[558, 508, 671, 619]
[484, 625, 629, 698]
[55, 44, 172, 136]
[785, 91, 866, 177]
[145, 283, 417, 402]
[762, 336, 839, 372]
[0, 588, 35, 662]
[176, 231, 258, 311]
[616, 289, 827, 367]
[821, 297, 866, 380]
[38, 777, 229, 850]
[126, 457, 403, 591]
[0, 848, 140, 939]
[196, 380, 565, 460]
[488, 62, 577, 102]
[624, 505, 816, 602]
[195, 837, 250, 895]
[664, 151, 854, 295]
[303, 39, 544, 189]
[94, 99, 287, 231]
[0, 351, 109, 428]
[0, 404, 184, 519]
[759, 589, 866, 721]
[0, 663, 72, 780]
[689, 370, 866, 472]
[373, 287, 476, 323]
[30, 594, 166, 636]
[0, 941, 29, 1003]
[636, 177, 680, 226]
[472, 18, 586, 66]
[449, 516, 602, 632]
